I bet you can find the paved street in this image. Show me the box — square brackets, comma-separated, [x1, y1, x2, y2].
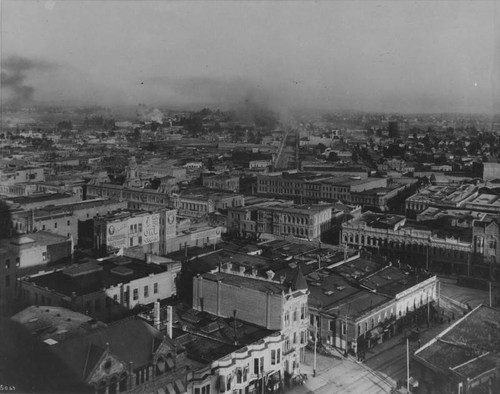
[287, 318, 459, 394]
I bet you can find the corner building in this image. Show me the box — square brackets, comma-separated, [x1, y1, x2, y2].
[192, 264, 309, 378]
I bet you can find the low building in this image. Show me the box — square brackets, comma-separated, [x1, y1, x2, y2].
[306, 259, 438, 357]
[3, 192, 81, 210]
[20, 254, 180, 322]
[413, 305, 500, 394]
[10, 311, 190, 394]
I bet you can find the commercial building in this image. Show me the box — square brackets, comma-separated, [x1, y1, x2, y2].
[405, 183, 479, 217]
[306, 260, 438, 357]
[256, 171, 408, 211]
[341, 211, 473, 274]
[20, 254, 180, 322]
[413, 305, 500, 394]
[192, 263, 309, 378]
[227, 201, 337, 241]
[9, 198, 127, 245]
[93, 207, 223, 256]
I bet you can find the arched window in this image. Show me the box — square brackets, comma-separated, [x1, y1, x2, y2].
[119, 373, 127, 393]
[109, 377, 117, 394]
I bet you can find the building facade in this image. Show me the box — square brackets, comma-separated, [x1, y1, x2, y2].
[192, 264, 309, 377]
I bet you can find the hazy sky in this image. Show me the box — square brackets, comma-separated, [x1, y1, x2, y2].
[1, 1, 499, 114]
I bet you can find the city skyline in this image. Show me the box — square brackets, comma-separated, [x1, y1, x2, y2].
[1, 1, 499, 114]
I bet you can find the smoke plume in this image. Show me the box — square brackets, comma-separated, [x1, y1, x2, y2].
[1, 55, 54, 105]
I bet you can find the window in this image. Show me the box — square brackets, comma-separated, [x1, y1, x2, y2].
[138, 236, 142, 244]
[42, 252, 47, 261]
[130, 225, 133, 233]
[67, 220, 70, 226]
[5, 259, 10, 269]
[271, 349, 276, 365]
[113, 294, 118, 303]
[301, 304, 307, 319]
[54, 222, 57, 229]
[277, 349, 281, 363]
[138, 223, 142, 232]
[130, 238, 133, 247]
[254, 358, 259, 374]
[144, 285, 149, 298]
[154, 283, 158, 294]
[133, 289, 138, 300]
[16, 257, 20, 267]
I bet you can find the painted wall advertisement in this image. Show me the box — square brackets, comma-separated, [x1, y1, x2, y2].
[106, 221, 128, 249]
[143, 213, 160, 245]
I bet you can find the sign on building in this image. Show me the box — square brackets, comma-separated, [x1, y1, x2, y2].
[143, 213, 160, 245]
[106, 221, 129, 249]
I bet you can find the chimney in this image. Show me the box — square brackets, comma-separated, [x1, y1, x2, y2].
[153, 300, 160, 330]
[167, 305, 173, 339]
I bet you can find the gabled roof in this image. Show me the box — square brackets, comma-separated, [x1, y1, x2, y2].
[50, 318, 170, 380]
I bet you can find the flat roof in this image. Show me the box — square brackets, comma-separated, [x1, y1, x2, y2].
[25, 256, 168, 296]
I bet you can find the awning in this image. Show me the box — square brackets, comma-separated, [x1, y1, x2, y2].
[369, 326, 383, 338]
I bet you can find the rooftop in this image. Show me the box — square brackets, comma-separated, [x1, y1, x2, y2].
[414, 305, 500, 378]
[24, 256, 168, 296]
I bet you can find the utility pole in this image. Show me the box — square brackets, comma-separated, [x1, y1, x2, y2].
[313, 317, 317, 377]
[489, 281, 492, 307]
[406, 337, 410, 393]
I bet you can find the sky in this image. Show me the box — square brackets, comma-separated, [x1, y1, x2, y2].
[1, 1, 499, 114]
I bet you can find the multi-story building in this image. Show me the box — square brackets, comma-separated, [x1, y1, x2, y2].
[93, 207, 223, 256]
[341, 211, 473, 274]
[20, 254, 180, 322]
[192, 263, 309, 377]
[471, 216, 500, 280]
[0, 231, 73, 312]
[9, 198, 127, 245]
[405, 183, 479, 217]
[171, 191, 245, 218]
[202, 173, 240, 192]
[256, 171, 407, 211]
[227, 201, 336, 241]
